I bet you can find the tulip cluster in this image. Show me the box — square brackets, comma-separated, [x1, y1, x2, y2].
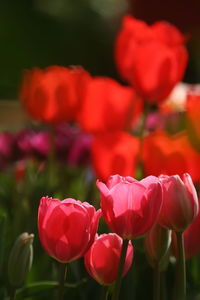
[37, 171, 199, 300]
[17, 14, 200, 187]
[4, 10, 200, 300]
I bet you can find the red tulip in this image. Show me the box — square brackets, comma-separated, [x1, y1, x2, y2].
[115, 15, 188, 103]
[91, 132, 139, 182]
[97, 174, 162, 239]
[38, 196, 101, 262]
[78, 76, 143, 133]
[20, 65, 89, 123]
[84, 233, 133, 285]
[158, 173, 198, 232]
[142, 130, 200, 183]
[186, 93, 200, 150]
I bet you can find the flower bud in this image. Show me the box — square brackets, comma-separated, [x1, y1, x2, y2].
[158, 173, 199, 232]
[144, 223, 171, 270]
[8, 232, 34, 288]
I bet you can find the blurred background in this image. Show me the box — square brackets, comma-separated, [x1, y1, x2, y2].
[1, 0, 200, 120]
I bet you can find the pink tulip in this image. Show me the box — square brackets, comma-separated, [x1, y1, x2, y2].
[38, 196, 101, 262]
[84, 233, 133, 285]
[158, 173, 198, 232]
[96, 174, 162, 239]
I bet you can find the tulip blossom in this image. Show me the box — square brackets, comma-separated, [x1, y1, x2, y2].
[84, 233, 133, 285]
[97, 174, 162, 239]
[91, 132, 139, 182]
[78, 76, 142, 133]
[20, 65, 89, 123]
[142, 130, 200, 183]
[115, 15, 188, 103]
[38, 196, 101, 263]
[158, 174, 198, 232]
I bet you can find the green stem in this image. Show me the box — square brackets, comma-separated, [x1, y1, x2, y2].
[10, 288, 16, 300]
[111, 239, 129, 300]
[58, 263, 67, 300]
[160, 271, 167, 300]
[153, 263, 161, 300]
[100, 285, 109, 300]
[173, 231, 186, 300]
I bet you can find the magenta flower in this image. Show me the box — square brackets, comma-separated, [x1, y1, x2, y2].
[38, 196, 101, 262]
[84, 233, 133, 285]
[97, 174, 162, 239]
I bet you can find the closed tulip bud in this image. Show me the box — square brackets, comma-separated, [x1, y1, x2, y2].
[144, 223, 171, 269]
[8, 232, 34, 288]
[158, 173, 199, 232]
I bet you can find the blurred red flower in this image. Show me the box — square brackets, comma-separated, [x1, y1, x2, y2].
[115, 15, 188, 103]
[186, 93, 200, 151]
[91, 132, 139, 181]
[142, 130, 200, 182]
[20, 65, 89, 124]
[78, 76, 142, 133]
[84, 233, 133, 285]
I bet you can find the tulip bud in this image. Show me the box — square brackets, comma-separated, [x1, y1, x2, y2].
[144, 223, 171, 270]
[8, 232, 34, 288]
[158, 173, 199, 232]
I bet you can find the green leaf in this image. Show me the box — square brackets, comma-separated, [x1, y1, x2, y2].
[16, 279, 87, 299]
